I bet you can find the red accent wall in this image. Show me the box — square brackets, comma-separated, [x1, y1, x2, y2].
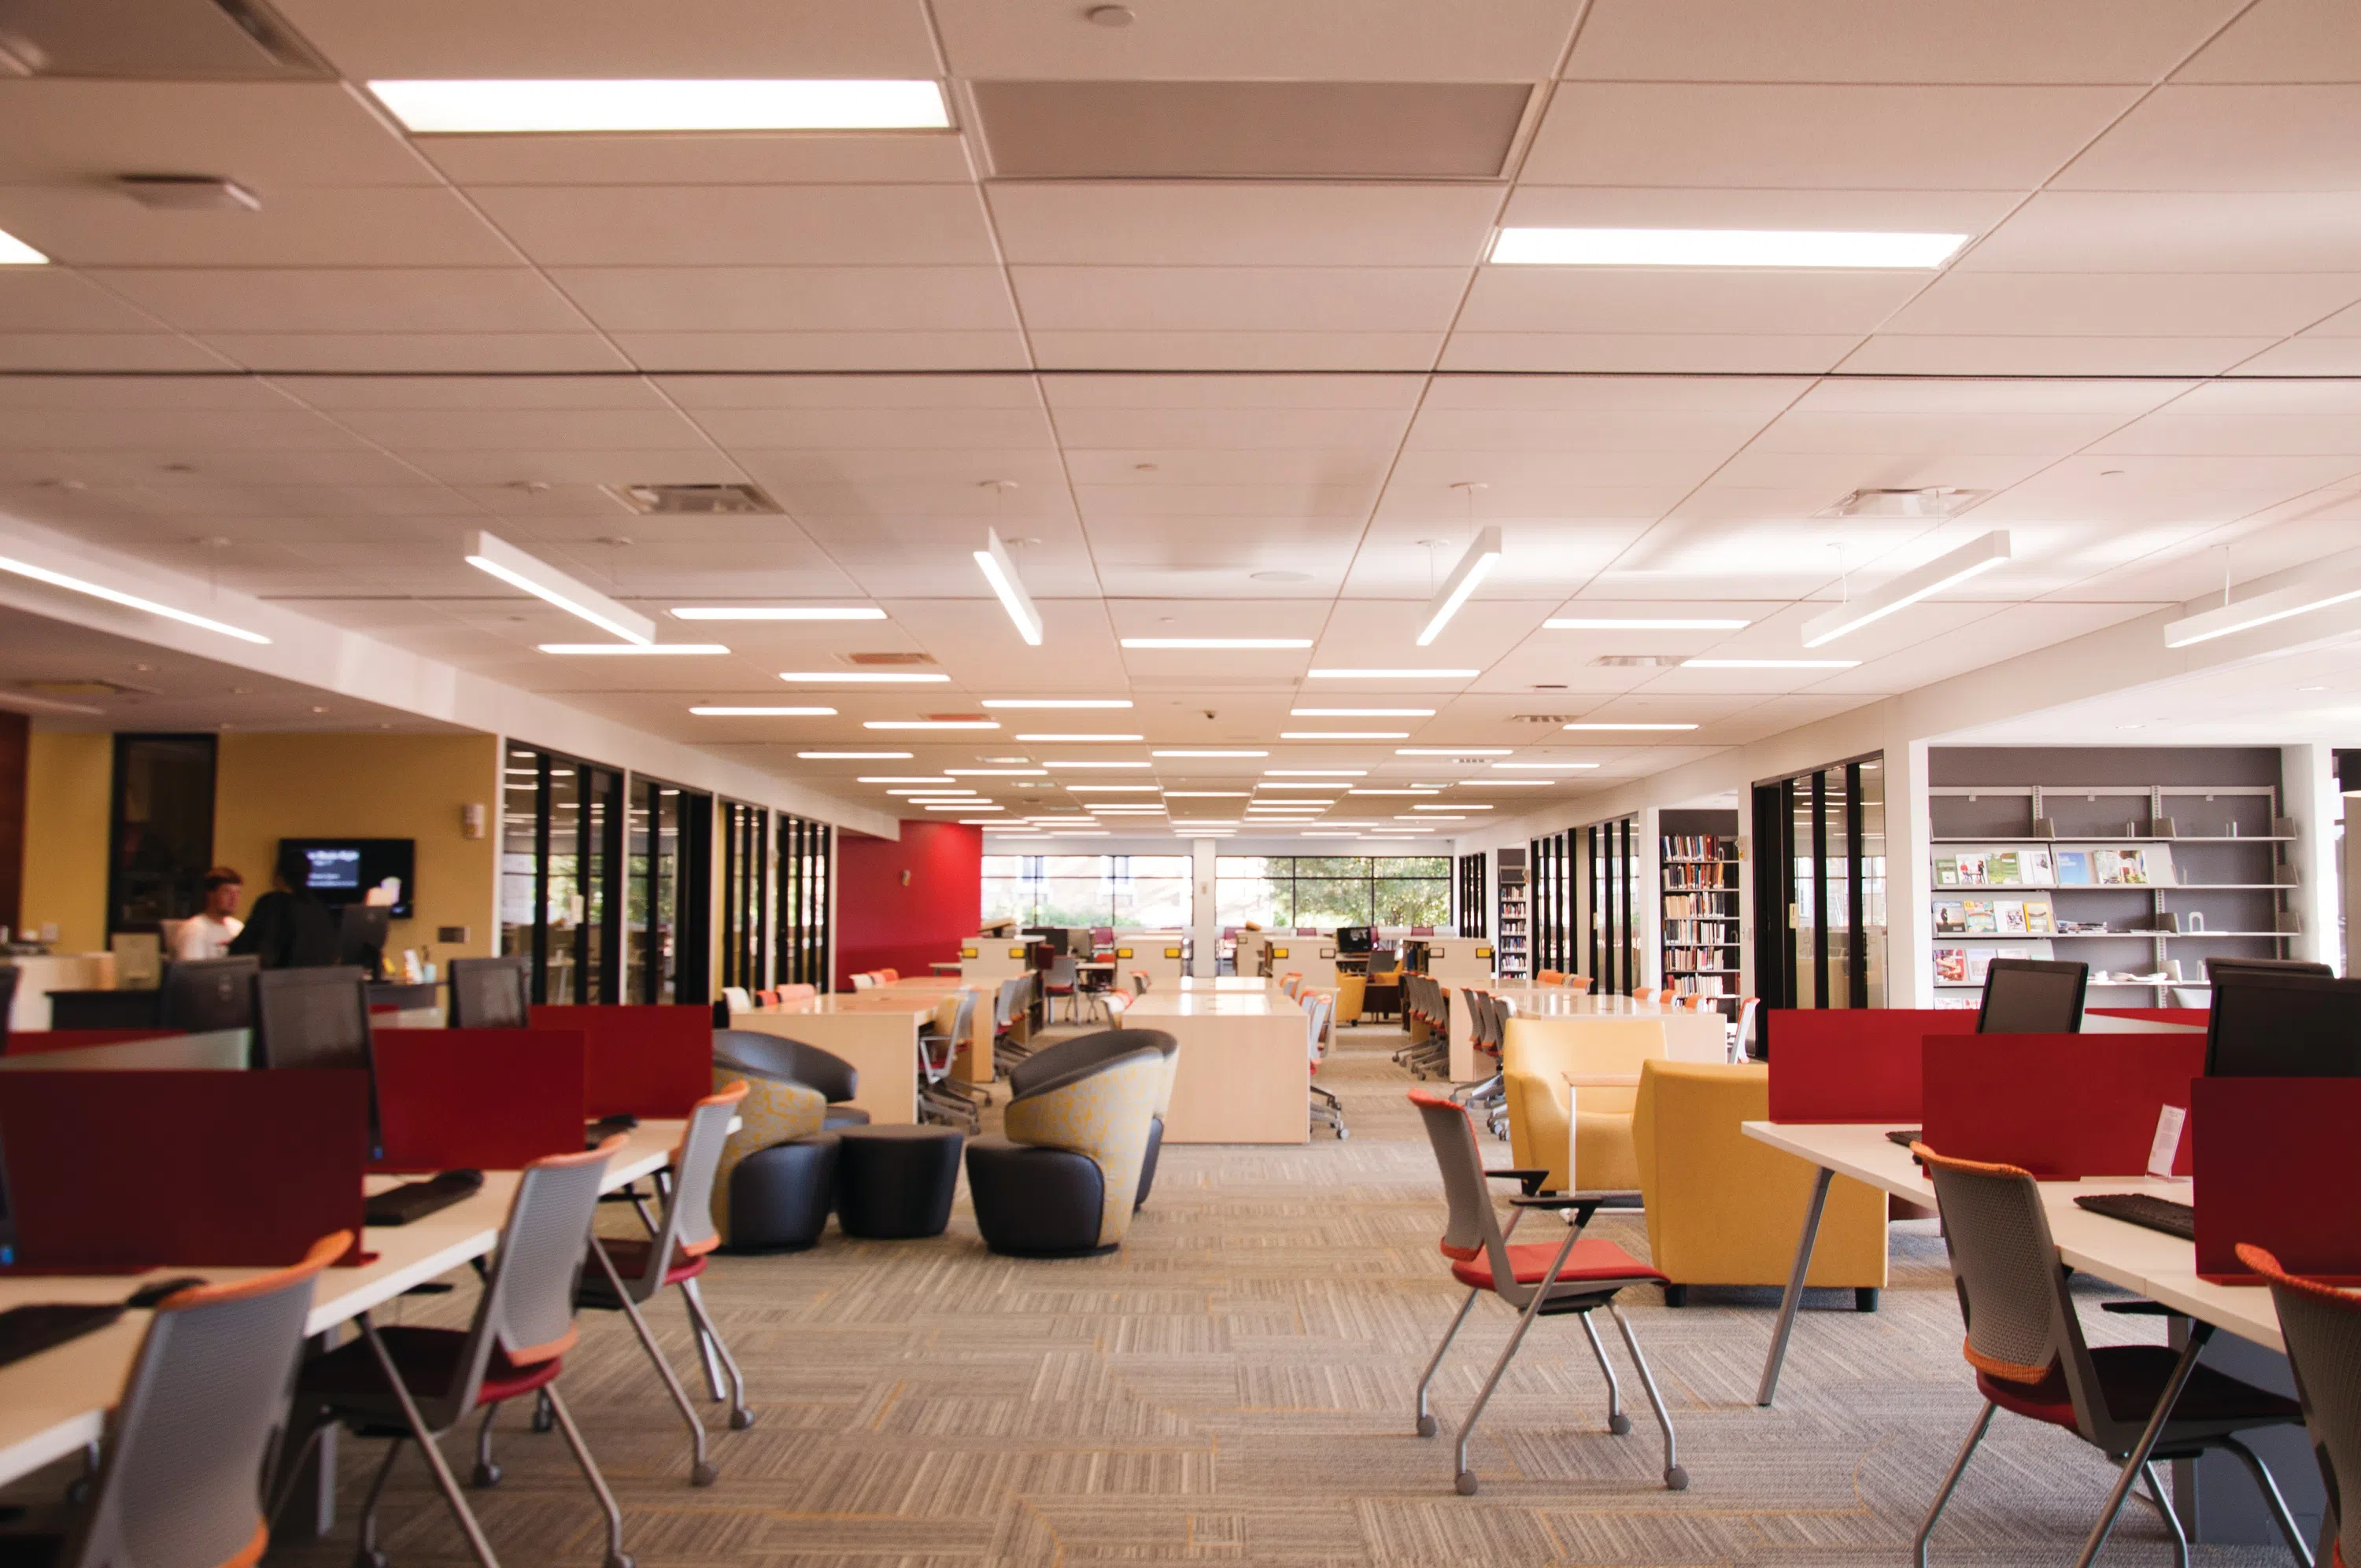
[834, 821, 982, 989]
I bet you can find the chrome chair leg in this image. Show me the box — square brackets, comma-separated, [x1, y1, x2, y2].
[1915, 1401, 1996, 1568]
[1413, 1288, 1480, 1437]
[1608, 1302, 1685, 1489]
[2219, 1435, 2315, 1568]
[541, 1384, 634, 1568]
[360, 1314, 501, 1568]
[353, 1433, 407, 1568]
[471, 1402, 501, 1486]
[680, 1277, 753, 1430]
[2137, 1461, 2189, 1568]
[1576, 1310, 1631, 1435]
[591, 1236, 719, 1485]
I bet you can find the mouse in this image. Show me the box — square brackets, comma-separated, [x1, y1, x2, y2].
[125, 1276, 209, 1310]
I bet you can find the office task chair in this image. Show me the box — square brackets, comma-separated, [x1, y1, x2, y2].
[707, 1032, 866, 1250]
[564, 1082, 752, 1488]
[1041, 954, 1082, 1024]
[446, 955, 529, 1029]
[1004, 1028, 1179, 1209]
[1911, 1145, 2311, 1568]
[1730, 996, 1762, 1063]
[1279, 971, 1302, 1000]
[1129, 970, 1149, 997]
[917, 990, 984, 1132]
[1407, 1090, 1683, 1496]
[283, 1141, 636, 1568]
[876, 968, 899, 983]
[1632, 1060, 1886, 1311]
[989, 975, 1036, 1072]
[1502, 1016, 1667, 1198]
[966, 1043, 1165, 1256]
[8, 1231, 345, 1568]
[1536, 969, 1565, 987]
[720, 986, 752, 1016]
[850, 972, 877, 991]
[2236, 1244, 2360, 1568]
[1301, 989, 1346, 1139]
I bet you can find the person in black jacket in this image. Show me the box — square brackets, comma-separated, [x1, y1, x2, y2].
[227, 846, 340, 969]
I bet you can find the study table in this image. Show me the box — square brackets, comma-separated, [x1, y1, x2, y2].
[731, 996, 931, 1123]
[1742, 1120, 2296, 1566]
[874, 975, 999, 1081]
[0, 1117, 689, 1492]
[1125, 981, 1310, 1144]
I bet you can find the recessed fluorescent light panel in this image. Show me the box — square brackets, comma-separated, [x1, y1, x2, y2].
[1121, 637, 1311, 649]
[1291, 708, 1434, 718]
[673, 607, 885, 621]
[974, 528, 1044, 647]
[1164, 791, 1249, 799]
[778, 671, 948, 683]
[466, 529, 652, 645]
[1017, 733, 1142, 743]
[0, 228, 46, 266]
[859, 777, 956, 784]
[2163, 563, 2361, 648]
[800, 751, 910, 759]
[1266, 769, 1367, 777]
[369, 79, 951, 134]
[1066, 785, 1158, 793]
[1308, 669, 1478, 680]
[864, 720, 999, 730]
[1801, 530, 2012, 648]
[1491, 227, 1968, 268]
[1682, 659, 1860, 670]
[1417, 525, 1502, 647]
[1153, 749, 1268, 758]
[1044, 761, 1151, 770]
[946, 769, 1047, 777]
[689, 706, 837, 716]
[1545, 617, 1751, 631]
[1491, 762, 1599, 770]
[1563, 722, 1698, 732]
[982, 699, 1132, 709]
[1398, 747, 1510, 757]
[1280, 731, 1409, 740]
[0, 554, 272, 644]
[540, 643, 729, 655]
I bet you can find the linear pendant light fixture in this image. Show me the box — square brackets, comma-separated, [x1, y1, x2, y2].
[0, 553, 272, 644]
[2163, 561, 2361, 648]
[1801, 529, 2012, 648]
[1417, 525, 1502, 646]
[974, 528, 1044, 647]
[466, 529, 653, 645]
[0, 228, 46, 266]
[368, 79, 951, 134]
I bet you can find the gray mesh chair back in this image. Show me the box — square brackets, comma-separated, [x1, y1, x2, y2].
[1913, 1146, 2093, 1405]
[1046, 954, 1078, 989]
[924, 990, 978, 1076]
[2239, 1244, 2361, 1568]
[614, 1083, 744, 1302]
[482, 1139, 617, 1380]
[1410, 1090, 1509, 1275]
[60, 1230, 346, 1568]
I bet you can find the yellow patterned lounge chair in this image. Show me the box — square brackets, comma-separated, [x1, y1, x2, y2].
[963, 1044, 1166, 1256]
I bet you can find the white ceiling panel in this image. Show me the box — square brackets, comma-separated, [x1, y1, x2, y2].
[1419, 375, 1806, 414]
[1498, 183, 2023, 234]
[1050, 406, 1413, 451]
[331, 407, 714, 452]
[466, 184, 1001, 267]
[2086, 413, 2361, 456]
[986, 183, 1502, 267]
[0, 82, 430, 186]
[609, 332, 1028, 371]
[0, 407, 356, 452]
[1456, 267, 1927, 336]
[0, 335, 225, 371]
[195, 333, 631, 373]
[0, 185, 514, 269]
[277, 374, 669, 411]
[1062, 446, 1393, 487]
[0, 271, 176, 333]
[1837, 334, 2278, 376]
[1400, 407, 1772, 452]
[2174, 0, 2361, 83]
[1960, 190, 2361, 273]
[1564, 0, 2242, 84]
[1385, 447, 1727, 490]
[1025, 331, 1441, 372]
[1437, 332, 1864, 374]
[547, 266, 1019, 334]
[393, 447, 747, 487]
[1746, 408, 2132, 455]
[686, 404, 1055, 449]
[653, 374, 1044, 411]
[1524, 83, 2141, 189]
[2056, 85, 2361, 189]
[273, 0, 940, 76]
[1042, 373, 1423, 410]
[1009, 266, 1469, 334]
[91, 267, 591, 334]
[419, 131, 974, 188]
[2238, 338, 2361, 373]
[1072, 483, 1376, 518]
[1880, 271, 2361, 338]
[1698, 448, 2056, 495]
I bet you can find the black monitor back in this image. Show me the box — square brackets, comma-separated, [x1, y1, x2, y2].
[1336, 925, 1374, 955]
[1976, 957, 2088, 1035]
[1023, 927, 1070, 956]
[448, 955, 530, 1029]
[253, 966, 380, 1157]
[0, 965, 17, 1052]
[2206, 956, 2333, 987]
[2205, 972, 2361, 1078]
[335, 905, 391, 979]
[159, 955, 259, 1033]
[0, 1118, 13, 1265]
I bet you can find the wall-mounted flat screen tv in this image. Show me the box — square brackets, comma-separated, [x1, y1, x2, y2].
[278, 838, 415, 919]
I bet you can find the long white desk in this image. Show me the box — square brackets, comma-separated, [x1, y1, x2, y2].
[0, 1119, 687, 1490]
[1126, 984, 1310, 1144]
[731, 997, 930, 1123]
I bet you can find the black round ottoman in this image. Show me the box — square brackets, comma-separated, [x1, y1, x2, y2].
[723, 1132, 839, 1252]
[835, 1124, 964, 1239]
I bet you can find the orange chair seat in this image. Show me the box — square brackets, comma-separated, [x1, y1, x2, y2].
[1446, 1238, 1668, 1292]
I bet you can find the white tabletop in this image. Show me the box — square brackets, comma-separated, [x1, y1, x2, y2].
[0, 1118, 686, 1489]
[1742, 1120, 2281, 1352]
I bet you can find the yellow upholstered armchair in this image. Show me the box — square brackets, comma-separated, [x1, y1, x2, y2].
[1631, 1059, 1887, 1309]
[1333, 970, 1366, 1025]
[1501, 1016, 1668, 1195]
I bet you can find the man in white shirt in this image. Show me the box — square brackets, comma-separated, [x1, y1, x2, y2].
[172, 866, 245, 961]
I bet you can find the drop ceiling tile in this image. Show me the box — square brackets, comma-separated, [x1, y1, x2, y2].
[986, 182, 1502, 267]
[0, 271, 175, 333]
[0, 376, 297, 411]
[1050, 406, 1413, 450]
[1073, 483, 1376, 518]
[547, 266, 1019, 334]
[1441, 329, 1864, 375]
[1498, 183, 2023, 234]
[1387, 447, 1724, 489]
[1792, 378, 2197, 416]
[0, 185, 515, 269]
[195, 334, 632, 373]
[2086, 413, 2361, 456]
[734, 447, 1068, 485]
[422, 132, 972, 186]
[1837, 334, 2278, 376]
[91, 267, 590, 334]
[1026, 330, 1441, 372]
[1420, 375, 1809, 415]
[1524, 83, 2140, 188]
[1564, 0, 2241, 83]
[1400, 407, 1772, 452]
[0, 335, 225, 371]
[331, 407, 713, 452]
[1881, 271, 2361, 337]
[394, 448, 748, 487]
[0, 408, 360, 452]
[1748, 408, 2131, 455]
[273, 0, 940, 76]
[686, 404, 1055, 449]
[931, 0, 1580, 80]
[280, 375, 669, 411]
[1371, 484, 1683, 521]
[615, 327, 1028, 371]
[0, 82, 431, 186]
[2174, 0, 2361, 83]
[1010, 265, 1468, 334]
[467, 184, 1000, 267]
[1699, 448, 2056, 494]
[1960, 190, 2361, 273]
[1458, 266, 1925, 335]
[2233, 337, 2361, 373]
[2056, 85, 2361, 188]
[1041, 373, 1425, 411]
[1061, 447, 1394, 486]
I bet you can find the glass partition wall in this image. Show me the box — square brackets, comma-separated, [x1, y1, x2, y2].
[627, 777, 711, 1006]
[719, 799, 767, 995]
[1529, 819, 1640, 994]
[776, 814, 832, 990]
[1752, 754, 1886, 1009]
[500, 744, 623, 1004]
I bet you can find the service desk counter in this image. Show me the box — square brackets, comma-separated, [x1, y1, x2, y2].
[6, 954, 119, 1032]
[1125, 987, 1309, 1144]
[731, 996, 930, 1123]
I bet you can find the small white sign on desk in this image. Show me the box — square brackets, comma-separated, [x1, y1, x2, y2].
[2147, 1103, 2188, 1182]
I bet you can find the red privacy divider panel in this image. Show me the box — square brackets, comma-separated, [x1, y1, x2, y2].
[1920, 1032, 2204, 1179]
[1765, 1009, 1976, 1123]
[3, 1029, 183, 1057]
[2193, 1076, 2361, 1283]
[0, 1070, 367, 1268]
[372, 1028, 586, 1172]
[530, 1005, 711, 1118]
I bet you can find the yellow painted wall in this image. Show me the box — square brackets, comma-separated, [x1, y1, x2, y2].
[213, 732, 500, 959]
[20, 730, 110, 954]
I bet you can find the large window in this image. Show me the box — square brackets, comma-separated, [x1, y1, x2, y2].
[500, 744, 623, 1004]
[626, 777, 711, 1005]
[719, 799, 767, 993]
[1213, 856, 1450, 929]
[1753, 753, 1886, 1010]
[983, 855, 1192, 929]
[775, 814, 832, 990]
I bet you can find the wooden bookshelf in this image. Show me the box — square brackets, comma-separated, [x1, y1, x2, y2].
[1495, 847, 1528, 981]
[1661, 832, 1740, 999]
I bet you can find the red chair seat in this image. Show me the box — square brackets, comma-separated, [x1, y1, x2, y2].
[1977, 1345, 2301, 1434]
[598, 1237, 708, 1288]
[1448, 1238, 1668, 1292]
[300, 1324, 563, 1411]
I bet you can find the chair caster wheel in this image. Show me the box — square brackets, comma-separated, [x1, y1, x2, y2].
[1415, 1414, 1438, 1437]
[691, 1461, 719, 1487]
[729, 1408, 756, 1430]
[1336, 1128, 1350, 1140]
[1454, 1470, 1479, 1496]
[530, 1406, 554, 1433]
[471, 1461, 501, 1488]
[1665, 1465, 1690, 1491]
[1608, 1414, 1631, 1436]
[604, 1555, 636, 1568]
[354, 1551, 390, 1568]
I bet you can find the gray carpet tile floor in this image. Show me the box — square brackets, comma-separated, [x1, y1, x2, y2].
[240, 1021, 2309, 1566]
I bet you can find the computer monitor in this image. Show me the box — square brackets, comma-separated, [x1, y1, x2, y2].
[1022, 927, 1070, 957]
[1976, 957, 2089, 1035]
[253, 967, 382, 1159]
[0, 965, 17, 1053]
[2205, 956, 2334, 986]
[2204, 972, 2361, 1078]
[159, 955, 259, 1033]
[1336, 926, 1375, 956]
[335, 905, 391, 980]
[0, 1120, 14, 1267]
[276, 837, 415, 918]
[448, 955, 530, 1029]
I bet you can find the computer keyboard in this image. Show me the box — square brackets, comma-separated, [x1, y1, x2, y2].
[2075, 1192, 2196, 1241]
[364, 1168, 484, 1227]
[1885, 1128, 1924, 1148]
[586, 1113, 639, 1148]
[0, 1303, 124, 1369]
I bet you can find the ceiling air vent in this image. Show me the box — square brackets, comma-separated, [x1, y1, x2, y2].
[847, 651, 937, 666]
[0, 0, 331, 79]
[608, 482, 781, 516]
[1823, 487, 1978, 518]
[1591, 655, 1684, 669]
[1509, 714, 1579, 724]
[23, 678, 148, 697]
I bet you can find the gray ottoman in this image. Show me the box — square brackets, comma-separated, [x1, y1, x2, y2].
[835, 1124, 964, 1239]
